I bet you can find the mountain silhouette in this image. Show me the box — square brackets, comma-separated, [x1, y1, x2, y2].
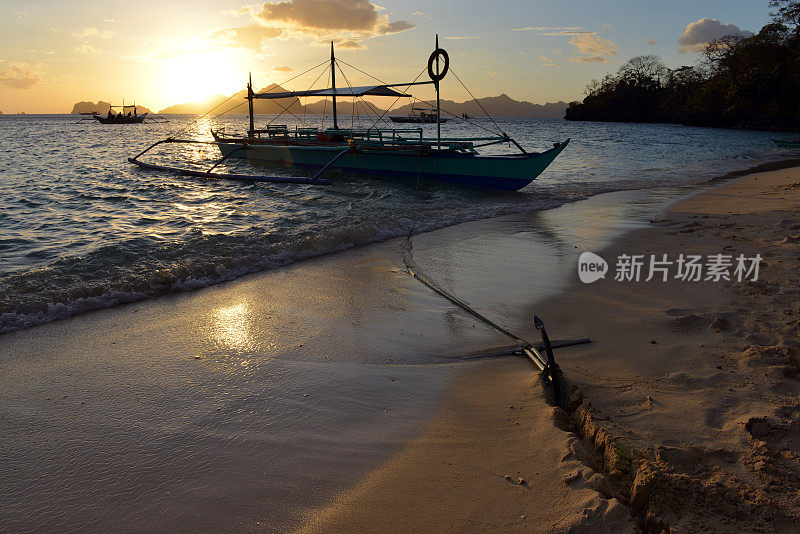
[156, 86, 566, 118]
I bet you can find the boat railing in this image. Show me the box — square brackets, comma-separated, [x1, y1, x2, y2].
[325, 127, 424, 144]
[253, 125, 289, 139]
[241, 125, 506, 152]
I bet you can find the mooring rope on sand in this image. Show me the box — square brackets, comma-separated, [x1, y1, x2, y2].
[401, 230, 590, 407]
[400, 231, 532, 347]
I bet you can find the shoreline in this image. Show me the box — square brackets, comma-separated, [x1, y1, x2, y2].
[3, 145, 798, 336]
[0, 181, 699, 532]
[297, 165, 800, 532]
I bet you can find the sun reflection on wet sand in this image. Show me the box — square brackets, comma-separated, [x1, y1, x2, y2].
[212, 302, 254, 350]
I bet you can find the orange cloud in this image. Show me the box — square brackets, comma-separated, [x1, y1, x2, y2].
[214, 1, 414, 51]
[212, 25, 283, 49]
[568, 34, 617, 63]
[0, 61, 44, 89]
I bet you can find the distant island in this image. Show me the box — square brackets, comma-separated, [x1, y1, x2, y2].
[566, 5, 800, 131]
[71, 101, 153, 115]
[157, 85, 567, 118]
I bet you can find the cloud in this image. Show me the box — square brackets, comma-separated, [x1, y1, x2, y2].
[255, 0, 412, 34]
[377, 20, 414, 34]
[213, 1, 414, 50]
[412, 10, 428, 18]
[513, 26, 583, 32]
[212, 25, 283, 49]
[75, 43, 102, 55]
[335, 39, 362, 49]
[569, 55, 608, 63]
[273, 65, 293, 71]
[540, 30, 593, 36]
[72, 27, 113, 39]
[679, 18, 752, 53]
[513, 26, 594, 36]
[0, 62, 44, 89]
[647, 38, 657, 46]
[569, 33, 617, 63]
[540, 54, 556, 67]
[516, 25, 616, 63]
[443, 35, 480, 40]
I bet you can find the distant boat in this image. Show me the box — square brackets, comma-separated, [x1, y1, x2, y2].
[389, 106, 448, 124]
[129, 36, 568, 191]
[93, 102, 147, 124]
[773, 137, 800, 148]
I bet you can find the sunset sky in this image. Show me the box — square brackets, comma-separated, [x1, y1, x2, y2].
[0, 0, 772, 113]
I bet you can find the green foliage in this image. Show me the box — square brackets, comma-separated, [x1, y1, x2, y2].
[566, 3, 800, 131]
[771, 0, 800, 31]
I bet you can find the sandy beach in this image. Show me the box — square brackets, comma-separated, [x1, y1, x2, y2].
[0, 182, 688, 532]
[299, 166, 800, 533]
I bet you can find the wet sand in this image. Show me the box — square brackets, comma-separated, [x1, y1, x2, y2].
[299, 167, 800, 533]
[0, 186, 689, 532]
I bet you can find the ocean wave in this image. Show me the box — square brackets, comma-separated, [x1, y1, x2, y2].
[0, 115, 795, 334]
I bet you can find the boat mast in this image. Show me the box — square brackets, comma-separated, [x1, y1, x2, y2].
[247, 72, 255, 139]
[331, 41, 338, 130]
[435, 34, 441, 148]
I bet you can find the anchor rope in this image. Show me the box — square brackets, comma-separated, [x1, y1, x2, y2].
[401, 231, 532, 347]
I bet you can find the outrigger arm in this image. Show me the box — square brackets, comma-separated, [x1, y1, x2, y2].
[126, 138, 336, 185]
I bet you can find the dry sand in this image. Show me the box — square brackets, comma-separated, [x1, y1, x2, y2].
[299, 167, 800, 533]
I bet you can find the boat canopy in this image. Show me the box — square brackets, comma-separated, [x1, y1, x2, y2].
[254, 84, 411, 99]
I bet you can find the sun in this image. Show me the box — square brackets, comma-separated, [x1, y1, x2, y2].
[159, 50, 244, 106]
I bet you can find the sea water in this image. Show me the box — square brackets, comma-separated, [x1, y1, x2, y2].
[0, 114, 793, 333]
[0, 115, 794, 532]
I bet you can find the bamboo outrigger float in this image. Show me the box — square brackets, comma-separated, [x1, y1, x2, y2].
[129, 36, 569, 191]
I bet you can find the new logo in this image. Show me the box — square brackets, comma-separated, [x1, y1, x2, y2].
[578, 252, 608, 284]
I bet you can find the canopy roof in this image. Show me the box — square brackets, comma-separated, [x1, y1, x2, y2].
[254, 84, 411, 99]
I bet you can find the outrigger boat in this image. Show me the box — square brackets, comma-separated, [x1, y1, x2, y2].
[129, 36, 568, 191]
[389, 105, 449, 124]
[94, 102, 147, 124]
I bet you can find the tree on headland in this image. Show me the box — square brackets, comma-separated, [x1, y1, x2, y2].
[566, 1, 800, 130]
[771, 0, 800, 30]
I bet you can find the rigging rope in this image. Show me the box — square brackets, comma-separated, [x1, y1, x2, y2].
[450, 68, 503, 134]
[366, 67, 427, 132]
[333, 59, 359, 132]
[406, 95, 500, 136]
[163, 92, 242, 140]
[340, 57, 504, 136]
[268, 60, 329, 128]
[162, 60, 330, 141]
[321, 68, 330, 129]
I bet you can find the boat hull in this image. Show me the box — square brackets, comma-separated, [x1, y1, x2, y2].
[213, 140, 568, 191]
[93, 114, 147, 124]
[389, 117, 449, 124]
